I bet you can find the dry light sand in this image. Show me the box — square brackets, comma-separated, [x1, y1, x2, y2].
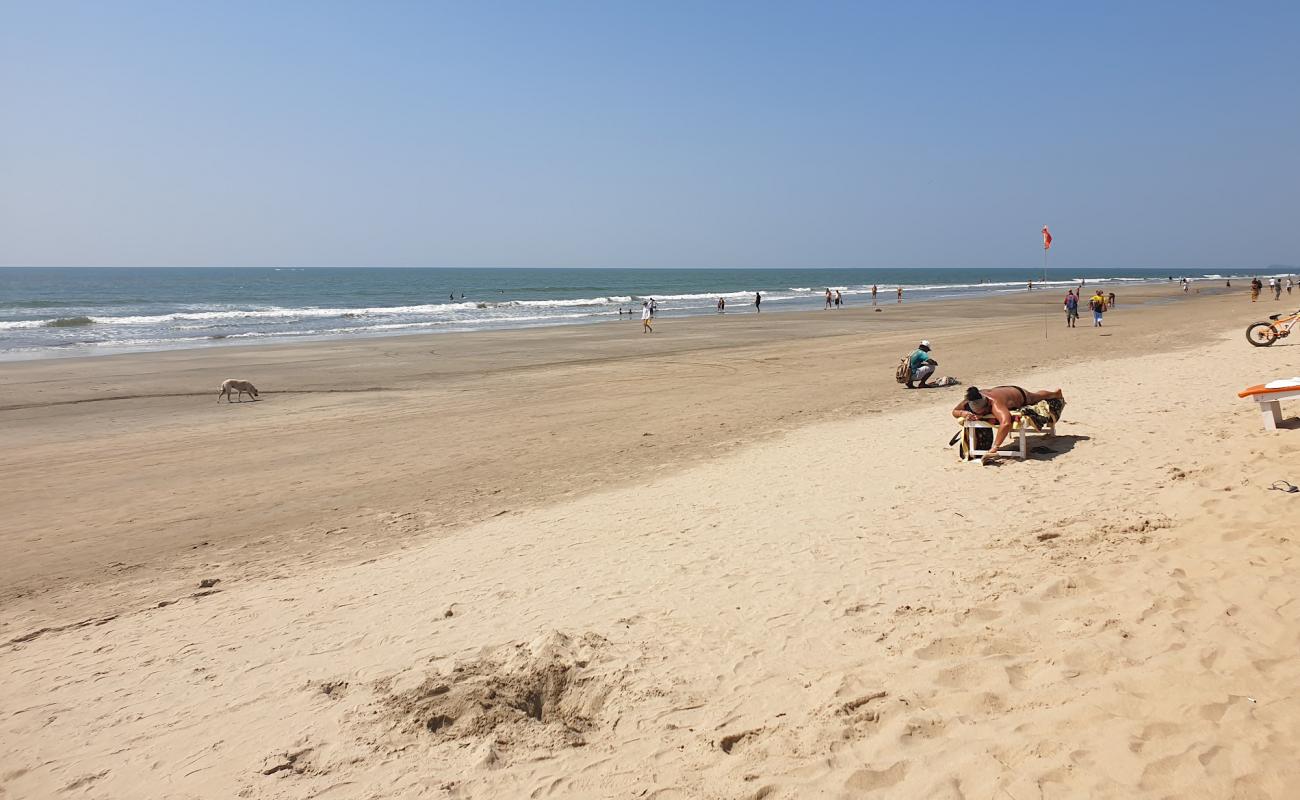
[3, 285, 1300, 799]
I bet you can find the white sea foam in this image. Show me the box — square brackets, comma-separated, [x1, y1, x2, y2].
[7, 278, 1172, 334]
[502, 296, 633, 308]
[0, 271, 1184, 360]
[647, 290, 759, 302]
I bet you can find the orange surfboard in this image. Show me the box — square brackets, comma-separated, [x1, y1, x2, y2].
[1239, 382, 1300, 398]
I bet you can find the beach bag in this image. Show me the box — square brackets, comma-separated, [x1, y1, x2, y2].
[895, 357, 912, 384]
[950, 425, 993, 459]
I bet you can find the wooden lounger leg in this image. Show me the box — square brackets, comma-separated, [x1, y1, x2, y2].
[1262, 400, 1283, 430]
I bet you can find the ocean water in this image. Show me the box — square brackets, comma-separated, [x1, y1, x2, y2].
[0, 266, 1234, 359]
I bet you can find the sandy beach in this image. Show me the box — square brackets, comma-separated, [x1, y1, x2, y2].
[4, 285, 1300, 798]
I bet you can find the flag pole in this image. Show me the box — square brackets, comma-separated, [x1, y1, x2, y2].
[1041, 225, 1052, 341]
[1043, 241, 1048, 340]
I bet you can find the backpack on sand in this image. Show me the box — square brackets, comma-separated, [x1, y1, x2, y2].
[895, 357, 912, 384]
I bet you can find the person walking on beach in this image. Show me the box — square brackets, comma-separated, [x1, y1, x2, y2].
[754, 292, 762, 312]
[834, 290, 843, 308]
[641, 301, 653, 333]
[825, 289, 833, 309]
[1288, 278, 1294, 296]
[1268, 277, 1277, 299]
[1275, 279, 1283, 300]
[871, 285, 878, 305]
[1090, 290, 1106, 326]
[1064, 290, 1079, 328]
[1251, 278, 1262, 302]
[896, 286, 903, 303]
[1108, 291, 1116, 308]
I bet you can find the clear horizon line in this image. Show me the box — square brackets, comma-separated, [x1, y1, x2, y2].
[1, 264, 1291, 272]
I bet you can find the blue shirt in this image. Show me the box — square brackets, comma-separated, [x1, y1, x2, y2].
[908, 349, 930, 371]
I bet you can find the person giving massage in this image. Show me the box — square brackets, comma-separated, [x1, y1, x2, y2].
[953, 385, 1065, 463]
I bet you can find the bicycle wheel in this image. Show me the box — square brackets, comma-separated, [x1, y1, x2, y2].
[1247, 322, 1278, 347]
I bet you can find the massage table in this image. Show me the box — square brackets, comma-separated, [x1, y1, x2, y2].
[959, 413, 1056, 462]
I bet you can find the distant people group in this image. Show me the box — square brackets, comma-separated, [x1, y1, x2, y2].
[1250, 276, 1292, 302]
[621, 274, 1225, 339]
[1061, 288, 1112, 328]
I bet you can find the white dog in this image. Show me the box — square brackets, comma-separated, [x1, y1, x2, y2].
[218, 379, 260, 403]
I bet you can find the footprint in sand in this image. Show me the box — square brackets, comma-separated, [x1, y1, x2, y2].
[719, 727, 762, 755]
[843, 761, 907, 792]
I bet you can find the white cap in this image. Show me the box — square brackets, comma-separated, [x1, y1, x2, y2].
[920, 340, 930, 348]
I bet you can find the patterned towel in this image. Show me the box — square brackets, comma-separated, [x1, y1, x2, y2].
[1014, 397, 1066, 431]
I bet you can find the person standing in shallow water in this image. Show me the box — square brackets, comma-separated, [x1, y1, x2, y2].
[897, 287, 903, 303]
[755, 292, 762, 313]
[835, 290, 843, 308]
[871, 285, 878, 305]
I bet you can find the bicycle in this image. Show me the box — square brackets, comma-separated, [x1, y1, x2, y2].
[1246, 309, 1300, 347]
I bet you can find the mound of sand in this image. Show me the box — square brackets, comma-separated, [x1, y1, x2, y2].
[381, 631, 619, 755]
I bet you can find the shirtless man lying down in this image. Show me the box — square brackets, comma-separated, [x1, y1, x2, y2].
[953, 385, 1064, 463]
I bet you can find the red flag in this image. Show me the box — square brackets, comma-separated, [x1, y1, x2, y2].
[1042, 225, 1053, 251]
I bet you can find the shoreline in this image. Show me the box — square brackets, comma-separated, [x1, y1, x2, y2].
[0, 279, 1243, 378]
[0, 270, 1249, 362]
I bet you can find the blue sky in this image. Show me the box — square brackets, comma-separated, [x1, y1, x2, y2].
[2, 1, 1297, 269]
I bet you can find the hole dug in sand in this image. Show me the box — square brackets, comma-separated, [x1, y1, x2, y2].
[385, 631, 620, 751]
